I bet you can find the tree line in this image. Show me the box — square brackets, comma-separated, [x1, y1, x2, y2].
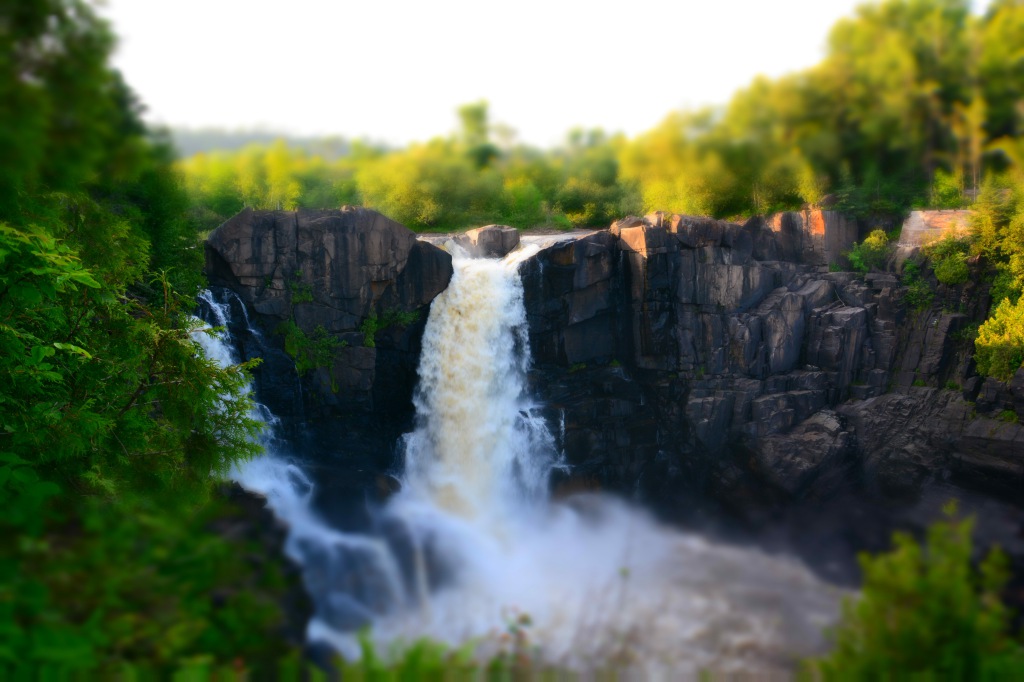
[178, 0, 1024, 382]
[181, 0, 1023, 229]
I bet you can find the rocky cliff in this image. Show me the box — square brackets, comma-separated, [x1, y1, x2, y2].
[205, 206, 1024, 585]
[519, 210, 1024, 582]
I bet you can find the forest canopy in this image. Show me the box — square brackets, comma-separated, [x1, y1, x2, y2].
[179, 0, 1024, 229]
[0, 1, 287, 672]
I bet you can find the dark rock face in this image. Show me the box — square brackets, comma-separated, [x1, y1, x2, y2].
[204, 208, 452, 535]
[206, 205, 1024, 588]
[206, 207, 452, 417]
[520, 210, 1024, 582]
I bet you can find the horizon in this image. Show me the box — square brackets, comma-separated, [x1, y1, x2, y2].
[93, 0, 928, 148]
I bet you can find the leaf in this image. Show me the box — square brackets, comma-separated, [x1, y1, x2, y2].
[69, 270, 101, 289]
[11, 467, 40, 484]
[29, 345, 56, 365]
[0, 452, 27, 465]
[53, 342, 93, 360]
[9, 282, 43, 307]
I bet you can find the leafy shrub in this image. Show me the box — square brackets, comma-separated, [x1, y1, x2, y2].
[808, 508, 1024, 679]
[288, 279, 314, 303]
[0, 493, 296, 675]
[929, 168, 966, 209]
[926, 235, 973, 285]
[275, 321, 341, 375]
[360, 309, 421, 348]
[555, 176, 620, 227]
[499, 178, 545, 228]
[846, 229, 892, 273]
[975, 297, 1024, 380]
[901, 261, 935, 310]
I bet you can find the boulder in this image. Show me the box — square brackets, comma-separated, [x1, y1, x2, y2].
[455, 224, 520, 258]
[753, 410, 853, 495]
[206, 207, 453, 412]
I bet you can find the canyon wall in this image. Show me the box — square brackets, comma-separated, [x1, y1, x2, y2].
[205, 206, 1024, 582]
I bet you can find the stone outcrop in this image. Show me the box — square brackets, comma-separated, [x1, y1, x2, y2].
[899, 210, 974, 246]
[744, 209, 859, 266]
[206, 207, 452, 415]
[518, 209, 1024, 580]
[453, 224, 520, 258]
[206, 205, 1024, 585]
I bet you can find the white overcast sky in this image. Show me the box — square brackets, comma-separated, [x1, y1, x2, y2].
[96, 0, 992, 148]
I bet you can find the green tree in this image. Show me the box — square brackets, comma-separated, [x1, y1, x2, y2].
[810, 509, 1024, 679]
[1, 1, 278, 671]
[458, 100, 499, 169]
[975, 296, 1024, 379]
[846, 229, 893, 272]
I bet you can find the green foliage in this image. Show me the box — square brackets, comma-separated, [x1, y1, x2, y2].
[0, 491, 296, 675]
[175, 1, 1024, 231]
[275, 321, 341, 376]
[997, 409, 1019, 424]
[0, 221, 261, 512]
[925, 235, 973, 285]
[360, 308, 421, 348]
[1, 2, 279, 673]
[975, 297, 1024, 380]
[901, 260, 935, 310]
[929, 168, 967, 208]
[954, 323, 980, 344]
[809, 507, 1024, 679]
[846, 229, 892, 273]
[287, 277, 314, 304]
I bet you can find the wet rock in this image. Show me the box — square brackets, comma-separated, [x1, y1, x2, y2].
[454, 224, 520, 258]
[838, 388, 1024, 500]
[753, 410, 853, 495]
[206, 207, 452, 413]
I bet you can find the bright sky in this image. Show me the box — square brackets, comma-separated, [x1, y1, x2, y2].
[96, 0, 987, 148]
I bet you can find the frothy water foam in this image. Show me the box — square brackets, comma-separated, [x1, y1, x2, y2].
[195, 240, 844, 675]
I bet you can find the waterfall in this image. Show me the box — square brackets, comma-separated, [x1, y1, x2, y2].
[194, 289, 406, 657]
[195, 241, 843, 674]
[401, 243, 558, 519]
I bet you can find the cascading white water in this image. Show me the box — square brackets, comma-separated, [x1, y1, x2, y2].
[194, 290, 408, 653]
[350, 244, 843, 675]
[401, 243, 557, 519]
[196, 241, 844, 674]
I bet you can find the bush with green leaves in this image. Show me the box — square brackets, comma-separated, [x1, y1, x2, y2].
[901, 261, 935, 310]
[846, 229, 892, 273]
[1, 2, 283, 674]
[275, 320, 342, 375]
[360, 309, 421, 348]
[926, 234, 973, 285]
[808, 508, 1024, 679]
[975, 296, 1024, 380]
[0, 492, 296, 676]
[929, 168, 967, 209]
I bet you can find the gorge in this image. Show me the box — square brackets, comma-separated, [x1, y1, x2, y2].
[203, 206, 1024, 668]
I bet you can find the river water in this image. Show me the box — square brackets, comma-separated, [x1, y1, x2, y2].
[196, 243, 843, 675]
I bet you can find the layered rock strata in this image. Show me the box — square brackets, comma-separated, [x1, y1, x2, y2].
[206, 206, 1024, 583]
